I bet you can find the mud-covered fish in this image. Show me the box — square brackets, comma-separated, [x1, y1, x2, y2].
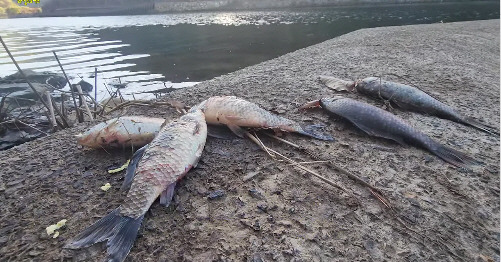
[319, 76, 498, 135]
[77, 116, 165, 148]
[190, 96, 333, 141]
[65, 110, 207, 262]
[301, 96, 479, 168]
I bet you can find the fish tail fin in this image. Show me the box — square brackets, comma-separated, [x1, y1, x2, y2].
[298, 124, 334, 141]
[462, 117, 499, 135]
[64, 208, 144, 262]
[319, 76, 355, 92]
[431, 144, 481, 169]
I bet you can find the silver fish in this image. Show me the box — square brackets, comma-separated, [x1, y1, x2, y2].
[191, 96, 333, 140]
[301, 96, 479, 168]
[77, 116, 165, 148]
[319, 76, 498, 135]
[65, 110, 207, 262]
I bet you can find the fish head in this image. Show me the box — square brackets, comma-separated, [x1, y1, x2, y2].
[299, 99, 321, 110]
[179, 109, 208, 140]
[188, 99, 208, 113]
[318, 96, 347, 108]
[76, 121, 109, 147]
[356, 77, 381, 89]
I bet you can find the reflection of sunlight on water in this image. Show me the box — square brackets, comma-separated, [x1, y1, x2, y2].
[0, 2, 498, 103]
[212, 13, 243, 26]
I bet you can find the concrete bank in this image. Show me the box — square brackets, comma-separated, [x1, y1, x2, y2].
[0, 20, 499, 261]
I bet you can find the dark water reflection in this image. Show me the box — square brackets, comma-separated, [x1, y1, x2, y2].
[0, 2, 499, 100]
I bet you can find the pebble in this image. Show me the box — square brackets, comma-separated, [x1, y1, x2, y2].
[248, 188, 264, 199]
[257, 203, 268, 212]
[207, 189, 225, 200]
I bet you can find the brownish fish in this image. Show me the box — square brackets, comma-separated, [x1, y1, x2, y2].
[191, 96, 333, 140]
[65, 110, 207, 262]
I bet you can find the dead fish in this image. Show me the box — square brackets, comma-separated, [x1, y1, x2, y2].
[65, 110, 207, 262]
[319, 76, 498, 135]
[190, 96, 333, 141]
[77, 116, 165, 148]
[301, 96, 479, 168]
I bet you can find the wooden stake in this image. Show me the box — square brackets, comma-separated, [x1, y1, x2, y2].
[45, 91, 57, 130]
[75, 84, 94, 121]
[0, 36, 68, 128]
[60, 93, 66, 118]
[94, 67, 98, 119]
[53, 51, 82, 123]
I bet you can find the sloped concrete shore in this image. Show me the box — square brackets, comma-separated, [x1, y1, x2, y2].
[0, 20, 499, 261]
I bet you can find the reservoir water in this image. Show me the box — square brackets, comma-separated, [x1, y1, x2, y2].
[0, 1, 499, 101]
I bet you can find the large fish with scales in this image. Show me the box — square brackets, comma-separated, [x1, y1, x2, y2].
[76, 116, 165, 148]
[190, 96, 333, 140]
[301, 96, 479, 168]
[65, 110, 207, 262]
[319, 76, 498, 135]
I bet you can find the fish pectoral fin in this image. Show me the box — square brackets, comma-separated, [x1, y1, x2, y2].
[120, 144, 148, 191]
[225, 115, 246, 122]
[226, 124, 246, 138]
[160, 182, 176, 207]
[351, 121, 407, 146]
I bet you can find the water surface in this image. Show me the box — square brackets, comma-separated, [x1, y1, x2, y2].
[0, 2, 498, 101]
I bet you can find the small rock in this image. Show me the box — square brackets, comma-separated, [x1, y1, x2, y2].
[0, 236, 8, 244]
[252, 220, 261, 231]
[248, 188, 264, 199]
[196, 204, 209, 220]
[28, 250, 41, 257]
[277, 220, 293, 227]
[207, 189, 225, 200]
[72, 180, 83, 189]
[257, 203, 268, 212]
[250, 253, 264, 262]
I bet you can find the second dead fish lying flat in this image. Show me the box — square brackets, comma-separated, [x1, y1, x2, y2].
[319, 76, 498, 135]
[191, 96, 333, 141]
[65, 110, 207, 262]
[301, 96, 479, 168]
[77, 116, 165, 148]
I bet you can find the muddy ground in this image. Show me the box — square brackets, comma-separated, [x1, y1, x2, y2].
[0, 19, 499, 261]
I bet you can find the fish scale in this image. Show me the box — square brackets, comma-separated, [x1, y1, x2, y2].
[191, 96, 333, 140]
[358, 77, 462, 120]
[323, 97, 434, 148]
[120, 114, 206, 218]
[315, 96, 478, 168]
[320, 75, 497, 135]
[65, 110, 207, 262]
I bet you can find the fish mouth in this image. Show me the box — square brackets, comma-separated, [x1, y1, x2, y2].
[318, 96, 345, 107]
[299, 100, 321, 110]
